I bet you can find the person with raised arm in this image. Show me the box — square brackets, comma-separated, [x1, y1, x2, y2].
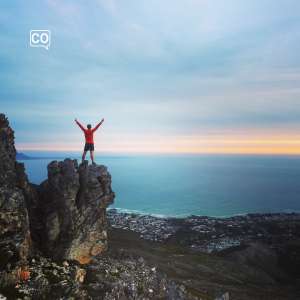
[75, 118, 104, 164]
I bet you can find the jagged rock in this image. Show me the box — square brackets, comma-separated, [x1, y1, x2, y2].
[125, 283, 137, 298]
[215, 292, 229, 300]
[105, 281, 126, 300]
[149, 274, 166, 298]
[23, 277, 49, 300]
[124, 259, 136, 270]
[120, 272, 133, 283]
[0, 113, 34, 286]
[136, 257, 146, 271]
[36, 159, 115, 263]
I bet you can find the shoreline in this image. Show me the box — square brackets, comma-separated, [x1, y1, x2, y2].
[108, 208, 300, 220]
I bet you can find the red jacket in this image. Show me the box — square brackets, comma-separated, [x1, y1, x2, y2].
[76, 120, 102, 143]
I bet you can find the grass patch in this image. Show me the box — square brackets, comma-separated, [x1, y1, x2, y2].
[82, 284, 92, 297]
[44, 271, 64, 284]
[0, 248, 20, 270]
[83, 269, 97, 284]
[0, 285, 26, 300]
[277, 221, 300, 226]
[52, 260, 64, 267]
[185, 286, 215, 300]
[44, 285, 63, 300]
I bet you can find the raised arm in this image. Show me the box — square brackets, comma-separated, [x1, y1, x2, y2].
[92, 118, 104, 133]
[75, 118, 86, 132]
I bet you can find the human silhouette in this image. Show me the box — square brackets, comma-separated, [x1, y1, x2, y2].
[75, 118, 104, 164]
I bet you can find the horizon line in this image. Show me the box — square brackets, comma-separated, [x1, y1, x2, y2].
[16, 148, 300, 155]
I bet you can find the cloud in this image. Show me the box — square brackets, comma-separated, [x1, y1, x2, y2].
[98, 0, 118, 17]
[1, 0, 300, 153]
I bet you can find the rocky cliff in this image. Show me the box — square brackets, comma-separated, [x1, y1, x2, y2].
[36, 158, 115, 263]
[0, 113, 34, 286]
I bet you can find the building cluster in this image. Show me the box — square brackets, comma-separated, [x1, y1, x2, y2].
[186, 212, 300, 254]
[107, 210, 300, 257]
[191, 236, 254, 253]
[106, 210, 177, 242]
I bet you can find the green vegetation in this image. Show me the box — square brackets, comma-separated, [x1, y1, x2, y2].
[44, 285, 63, 300]
[44, 271, 64, 284]
[83, 268, 97, 284]
[0, 285, 25, 300]
[137, 284, 144, 295]
[82, 285, 92, 297]
[185, 286, 215, 300]
[277, 221, 300, 226]
[0, 247, 20, 270]
[11, 248, 20, 261]
[52, 260, 64, 267]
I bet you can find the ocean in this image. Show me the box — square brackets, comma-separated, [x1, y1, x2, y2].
[18, 152, 300, 218]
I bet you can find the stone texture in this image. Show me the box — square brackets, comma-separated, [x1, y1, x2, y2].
[165, 285, 184, 300]
[36, 159, 115, 263]
[0, 113, 34, 286]
[69, 265, 86, 285]
[215, 292, 230, 300]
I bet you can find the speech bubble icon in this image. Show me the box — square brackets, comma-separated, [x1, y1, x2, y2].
[30, 30, 51, 50]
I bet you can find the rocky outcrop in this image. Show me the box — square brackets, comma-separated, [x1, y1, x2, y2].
[225, 241, 291, 283]
[36, 159, 115, 263]
[84, 249, 200, 300]
[0, 113, 34, 286]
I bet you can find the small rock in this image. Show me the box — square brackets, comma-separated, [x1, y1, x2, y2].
[70, 266, 86, 284]
[110, 267, 119, 275]
[63, 261, 69, 267]
[6, 263, 11, 271]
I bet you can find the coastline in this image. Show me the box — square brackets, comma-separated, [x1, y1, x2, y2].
[108, 207, 300, 219]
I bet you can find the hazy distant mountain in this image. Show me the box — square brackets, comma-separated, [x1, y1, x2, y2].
[16, 152, 33, 160]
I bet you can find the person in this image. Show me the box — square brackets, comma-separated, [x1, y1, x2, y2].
[75, 118, 104, 164]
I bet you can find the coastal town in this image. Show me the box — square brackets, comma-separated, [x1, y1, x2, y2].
[107, 210, 300, 258]
[107, 209, 177, 242]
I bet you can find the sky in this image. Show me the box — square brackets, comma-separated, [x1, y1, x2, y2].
[1, 0, 300, 154]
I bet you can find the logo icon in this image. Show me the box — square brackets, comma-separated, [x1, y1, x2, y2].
[30, 30, 51, 50]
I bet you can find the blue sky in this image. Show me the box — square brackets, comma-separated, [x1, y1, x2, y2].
[1, 0, 300, 153]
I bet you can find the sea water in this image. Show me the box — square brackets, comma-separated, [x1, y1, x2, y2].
[18, 153, 300, 218]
